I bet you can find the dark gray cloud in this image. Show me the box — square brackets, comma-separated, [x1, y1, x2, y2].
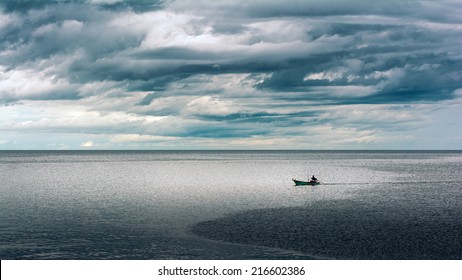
[0, 0, 164, 12]
[180, 124, 269, 139]
[1, 6, 143, 66]
[176, 0, 462, 24]
[3, 0, 459, 103]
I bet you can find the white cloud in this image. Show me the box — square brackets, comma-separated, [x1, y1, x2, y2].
[110, 134, 179, 143]
[80, 140, 94, 147]
[186, 96, 235, 116]
[304, 71, 344, 82]
[137, 11, 206, 49]
[0, 66, 78, 101]
[321, 104, 424, 129]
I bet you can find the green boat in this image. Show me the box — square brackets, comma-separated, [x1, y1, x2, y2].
[292, 178, 320, 186]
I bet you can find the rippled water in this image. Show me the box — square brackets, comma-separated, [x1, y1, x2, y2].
[0, 151, 461, 259]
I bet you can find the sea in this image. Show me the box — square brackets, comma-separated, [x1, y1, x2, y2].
[0, 150, 461, 260]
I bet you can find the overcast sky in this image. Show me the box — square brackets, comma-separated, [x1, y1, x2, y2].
[1, 0, 461, 149]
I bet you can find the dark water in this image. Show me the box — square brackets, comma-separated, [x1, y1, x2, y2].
[0, 151, 461, 259]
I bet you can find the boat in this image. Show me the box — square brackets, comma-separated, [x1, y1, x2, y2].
[292, 178, 320, 186]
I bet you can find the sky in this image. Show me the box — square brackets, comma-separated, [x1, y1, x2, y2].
[0, 0, 461, 150]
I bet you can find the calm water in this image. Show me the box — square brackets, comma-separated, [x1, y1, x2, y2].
[0, 151, 461, 259]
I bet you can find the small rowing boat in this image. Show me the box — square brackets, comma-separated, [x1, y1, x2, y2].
[292, 178, 320, 186]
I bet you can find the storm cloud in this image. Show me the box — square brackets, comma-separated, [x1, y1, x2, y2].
[0, 0, 461, 149]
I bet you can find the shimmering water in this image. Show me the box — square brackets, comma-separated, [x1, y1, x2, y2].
[0, 151, 461, 259]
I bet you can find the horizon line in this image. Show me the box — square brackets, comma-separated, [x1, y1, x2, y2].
[1, 149, 461, 152]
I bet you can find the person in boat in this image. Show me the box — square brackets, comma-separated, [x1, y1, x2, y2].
[310, 175, 317, 182]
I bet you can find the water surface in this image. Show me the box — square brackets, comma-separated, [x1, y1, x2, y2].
[0, 151, 461, 259]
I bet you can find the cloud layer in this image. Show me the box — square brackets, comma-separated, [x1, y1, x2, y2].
[1, 0, 461, 149]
